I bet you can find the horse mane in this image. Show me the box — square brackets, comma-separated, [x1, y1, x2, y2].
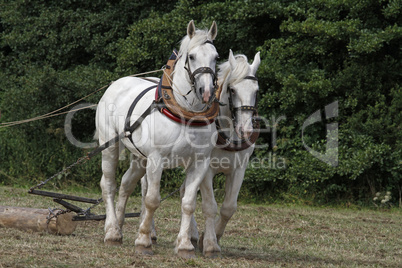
[218, 54, 250, 86]
[179, 29, 211, 56]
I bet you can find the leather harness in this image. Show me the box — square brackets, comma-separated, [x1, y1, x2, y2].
[122, 47, 221, 156]
[155, 48, 220, 124]
[86, 49, 259, 161]
[122, 49, 259, 155]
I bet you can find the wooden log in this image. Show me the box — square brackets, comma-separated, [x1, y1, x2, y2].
[0, 206, 78, 235]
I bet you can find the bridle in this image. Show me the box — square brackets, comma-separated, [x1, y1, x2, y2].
[183, 40, 219, 104]
[215, 74, 260, 150]
[227, 75, 259, 133]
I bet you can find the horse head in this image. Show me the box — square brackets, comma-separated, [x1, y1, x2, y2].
[219, 50, 261, 140]
[177, 20, 219, 106]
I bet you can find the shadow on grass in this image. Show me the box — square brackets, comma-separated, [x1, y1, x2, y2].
[221, 246, 397, 267]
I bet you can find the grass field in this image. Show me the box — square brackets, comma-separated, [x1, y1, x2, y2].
[0, 186, 401, 267]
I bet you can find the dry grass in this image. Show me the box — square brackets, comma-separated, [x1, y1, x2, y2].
[0, 186, 401, 267]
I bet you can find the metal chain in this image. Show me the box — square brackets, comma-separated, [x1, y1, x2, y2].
[29, 156, 89, 192]
[82, 198, 103, 215]
[161, 187, 181, 202]
[46, 207, 71, 225]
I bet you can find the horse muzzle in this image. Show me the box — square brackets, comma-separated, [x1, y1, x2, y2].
[201, 87, 212, 103]
[236, 123, 253, 140]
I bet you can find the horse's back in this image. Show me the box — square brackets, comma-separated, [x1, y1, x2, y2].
[96, 77, 159, 138]
[100, 77, 157, 104]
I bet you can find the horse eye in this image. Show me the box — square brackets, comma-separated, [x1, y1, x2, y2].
[230, 88, 235, 94]
[189, 55, 195, 61]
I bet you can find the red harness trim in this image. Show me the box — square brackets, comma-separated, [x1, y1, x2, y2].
[155, 85, 214, 126]
[161, 108, 214, 126]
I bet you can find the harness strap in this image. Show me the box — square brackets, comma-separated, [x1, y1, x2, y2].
[87, 132, 125, 159]
[244, 75, 258, 81]
[125, 85, 158, 133]
[160, 50, 220, 123]
[160, 107, 214, 126]
[188, 67, 217, 86]
[215, 116, 260, 152]
[124, 85, 158, 157]
[155, 81, 215, 126]
[216, 74, 260, 151]
[233, 105, 256, 112]
[87, 85, 158, 160]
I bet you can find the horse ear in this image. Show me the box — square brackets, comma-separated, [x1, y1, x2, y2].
[187, 20, 196, 39]
[229, 49, 236, 70]
[208, 21, 217, 41]
[251, 51, 261, 75]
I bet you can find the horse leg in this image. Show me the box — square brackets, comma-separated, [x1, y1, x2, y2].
[180, 180, 199, 248]
[175, 163, 209, 259]
[100, 141, 121, 245]
[198, 169, 220, 258]
[215, 168, 246, 243]
[116, 156, 146, 230]
[135, 158, 162, 255]
[140, 175, 157, 244]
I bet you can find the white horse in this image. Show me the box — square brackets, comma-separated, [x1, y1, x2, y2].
[142, 50, 261, 256]
[95, 20, 219, 258]
[199, 50, 261, 250]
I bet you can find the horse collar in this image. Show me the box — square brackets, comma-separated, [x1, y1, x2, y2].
[156, 50, 221, 126]
[215, 113, 260, 152]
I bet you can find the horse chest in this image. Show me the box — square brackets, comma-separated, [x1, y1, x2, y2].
[127, 112, 214, 159]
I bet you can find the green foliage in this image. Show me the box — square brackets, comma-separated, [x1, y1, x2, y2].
[115, 0, 279, 74]
[0, 0, 401, 205]
[248, 0, 401, 205]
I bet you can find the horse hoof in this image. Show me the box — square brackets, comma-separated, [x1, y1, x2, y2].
[177, 249, 196, 259]
[204, 251, 220, 259]
[152, 237, 157, 245]
[135, 245, 153, 255]
[191, 238, 198, 250]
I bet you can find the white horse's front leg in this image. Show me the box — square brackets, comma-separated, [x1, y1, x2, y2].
[116, 157, 146, 230]
[175, 161, 210, 259]
[140, 175, 157, 243]
[100, 143, 121, 245]
[135, 158, 162, 255]
[215, 168, 246, 243]
[199, 168, 220, 258]
[180, 181, 199, 248]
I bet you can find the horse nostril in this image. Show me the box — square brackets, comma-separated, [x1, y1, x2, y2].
[203, 90, 211, 103]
